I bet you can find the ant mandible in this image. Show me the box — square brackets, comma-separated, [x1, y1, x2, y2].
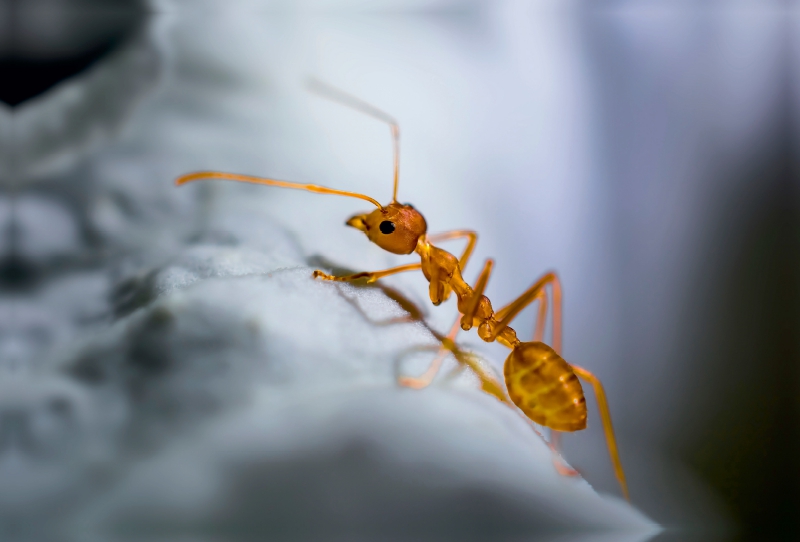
[176, 80, 629, 501]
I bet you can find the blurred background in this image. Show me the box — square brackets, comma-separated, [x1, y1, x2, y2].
[0, 0, 797, 540]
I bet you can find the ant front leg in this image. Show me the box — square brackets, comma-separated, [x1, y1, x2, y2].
[313, 263, 421, 283]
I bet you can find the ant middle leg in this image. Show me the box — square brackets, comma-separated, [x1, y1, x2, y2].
[490, 271, 562, 351]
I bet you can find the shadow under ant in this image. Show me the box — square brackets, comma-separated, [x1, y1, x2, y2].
[307, 254, 507, 402]
[307, 254, 428, 325]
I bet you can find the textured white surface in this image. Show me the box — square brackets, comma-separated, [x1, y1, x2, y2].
[61, 244, 656, 538]
[3, 232, 659, 538]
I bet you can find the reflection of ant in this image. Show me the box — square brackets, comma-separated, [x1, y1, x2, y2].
[176, 80, 629, 500]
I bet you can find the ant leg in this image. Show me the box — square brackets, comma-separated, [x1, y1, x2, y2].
[500, 278, 571, 477]
[532, 289, 548, 343]
[491, 272, 562, 352]
[506, 276, 569, 474]
[444, 342, 507, 402]
[397, 318, 506, 402]
[398, 315, 506, 400]
[570, 364, 629, 501]
[333, 275, 504, 401]
[313, 263, 421, 283]
[399, 317, 461, 389]
[400, 230, 478, 389]
[386, 294, 506, 402]
[391, 238, 500, 395]
[549, 430, 581, 477]
[405, 251, 538, 390]
[403, 252, 509, 389]
[525, 284, 578, 478]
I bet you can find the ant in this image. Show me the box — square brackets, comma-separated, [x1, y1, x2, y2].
[176, 80, 629, 501]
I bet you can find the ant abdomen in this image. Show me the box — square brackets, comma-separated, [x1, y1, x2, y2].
[504, 341, 587, 432]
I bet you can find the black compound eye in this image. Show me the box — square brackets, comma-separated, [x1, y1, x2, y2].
[403, 202, 414, 209]
[379, 221, 396, 234]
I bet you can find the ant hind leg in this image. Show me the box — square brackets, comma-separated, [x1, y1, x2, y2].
[549, 430, 581, 477]
[570, 364, 629, 501]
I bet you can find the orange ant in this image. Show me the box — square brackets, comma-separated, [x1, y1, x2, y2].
[176, 80, 629, 500]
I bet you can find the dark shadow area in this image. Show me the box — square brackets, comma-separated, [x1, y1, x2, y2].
[0, 208, 39, 291]
[578, 9, 798, 538]
[0, 0, 147, 106]
[680, 125, 800, 540]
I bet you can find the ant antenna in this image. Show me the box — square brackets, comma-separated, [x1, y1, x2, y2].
[176, 171, 383, 209]
[307, 78, 401, 203]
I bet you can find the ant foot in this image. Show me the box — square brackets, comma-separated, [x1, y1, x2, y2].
[553, 460, 581, 478]
[548, 444, 581, 477]
[312, 270, 334, 280]
[398, 375, 433, 390]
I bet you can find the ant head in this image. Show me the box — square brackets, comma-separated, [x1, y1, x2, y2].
[346, 202, 427, 254]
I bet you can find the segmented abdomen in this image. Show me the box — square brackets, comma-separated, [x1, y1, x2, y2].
[504, 342, 587, 432]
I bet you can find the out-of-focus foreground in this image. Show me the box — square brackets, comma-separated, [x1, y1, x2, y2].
[0, 1, 797, 541]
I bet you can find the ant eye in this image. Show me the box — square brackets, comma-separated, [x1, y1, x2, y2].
[403, 203, 414, 209]
[379, 221, 396, 234]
